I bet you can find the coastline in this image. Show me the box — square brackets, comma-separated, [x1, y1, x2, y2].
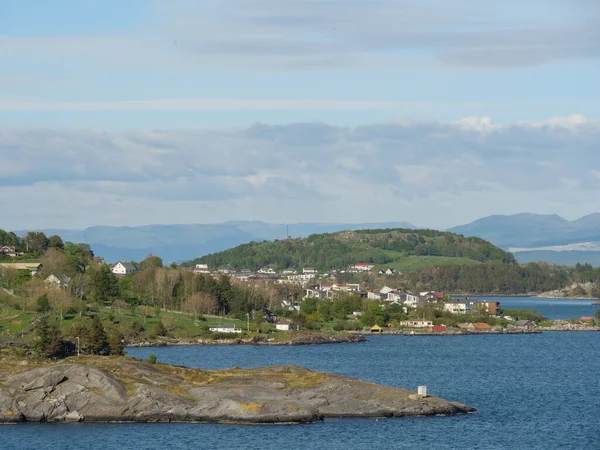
[0, 356, 475, 424]
[126, 333, 367, 347]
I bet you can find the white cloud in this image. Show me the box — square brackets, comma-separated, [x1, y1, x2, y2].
[1, 0, 597, 75]
[1, 115, 599, 229]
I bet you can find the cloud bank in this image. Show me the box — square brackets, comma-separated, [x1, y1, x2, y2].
[1, 115, 599, 230]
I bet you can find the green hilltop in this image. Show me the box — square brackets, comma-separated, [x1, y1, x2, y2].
[182, 228, 516, 272]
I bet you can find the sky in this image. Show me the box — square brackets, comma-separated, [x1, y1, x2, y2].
[1, 0, 599, 230]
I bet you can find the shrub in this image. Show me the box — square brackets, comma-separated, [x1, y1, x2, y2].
[147, 354, 157, 364]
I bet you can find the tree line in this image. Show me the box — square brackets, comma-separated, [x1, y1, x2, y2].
[184, 228, 515, 272]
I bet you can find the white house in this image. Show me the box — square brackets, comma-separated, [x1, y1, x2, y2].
[400, 319, 433, 328]
[303, 267, 318, 275]
[258, 267, 276, 274]
[194, 263, 210, 274]
[111, 261, 136, 276]
[276, 321, 293, 331]
[353, 263, 374, 271]
[386, 290, 407, 303]
[208, 324, 242, 333]
[404, 293, 427, 309]
[44, 274, 71, 290]
[443, 300, 476, 314]
[367, 290, 385, 300]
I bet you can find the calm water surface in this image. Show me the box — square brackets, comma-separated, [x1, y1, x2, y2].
[456, 296, 599, 320]
[4, 333, 600, 450]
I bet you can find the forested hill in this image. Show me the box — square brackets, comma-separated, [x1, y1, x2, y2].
[182, 228, 516, 271]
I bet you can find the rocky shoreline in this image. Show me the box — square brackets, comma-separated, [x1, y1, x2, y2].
[0, 356, 475, 424]
[126, 333, 366, 348]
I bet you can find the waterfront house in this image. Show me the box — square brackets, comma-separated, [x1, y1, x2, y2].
[370, 324, 382, 334]
[276, 321, 293, 331]
[515, 320, 536, 330]
[580, 316, 595, 323]
[400, 319, 433, 328]
[430, 325, 447, 332]
[473, 323, 492, 332]
[208, 324, 242, 334]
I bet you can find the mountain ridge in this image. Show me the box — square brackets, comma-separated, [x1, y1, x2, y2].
[14, 221, 416, 263]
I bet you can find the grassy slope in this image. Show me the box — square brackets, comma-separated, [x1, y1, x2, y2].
[0, 306, 251, 341]
[376, 256, 481, 272]
[184, 228, 514, 271]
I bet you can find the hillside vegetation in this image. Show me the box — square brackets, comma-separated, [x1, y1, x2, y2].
[183, 228, 515, 271]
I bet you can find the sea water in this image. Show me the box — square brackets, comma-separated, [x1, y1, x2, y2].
[4, 332, 600, 450]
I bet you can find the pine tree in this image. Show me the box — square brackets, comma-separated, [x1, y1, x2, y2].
[34, 316, 62, 358]
[87, 316, 108, 354]
[108, 329, 125, 355]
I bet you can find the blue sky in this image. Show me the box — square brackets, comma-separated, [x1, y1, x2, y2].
[1, 0, 599, 230]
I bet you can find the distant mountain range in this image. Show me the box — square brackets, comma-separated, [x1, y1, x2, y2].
[16, 213, 600, 266]
[449, 213, 600, 266]
[16, 221, 415, 263]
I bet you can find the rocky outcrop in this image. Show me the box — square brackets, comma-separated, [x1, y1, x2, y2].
[539, 320, 599, 332]
[0, 357, 475, 424]
[127, 332, 366, 347]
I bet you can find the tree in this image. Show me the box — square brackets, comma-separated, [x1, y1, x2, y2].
[48, 235, 64, 249]
[36, 293, 51, 313]
[139, 254, 163, 271]
[40, 248, 74, 279]
[182, 292, 217, 318]
[108, 329, 125, 355]
[33, 316, 62, 357]
[89, 264, 120, 305]
[24, 231, 49, 254]
[87, 316, 108, 354]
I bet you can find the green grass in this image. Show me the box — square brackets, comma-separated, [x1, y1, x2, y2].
[0, 302, 266, 341]
[376, 255, 481, 272]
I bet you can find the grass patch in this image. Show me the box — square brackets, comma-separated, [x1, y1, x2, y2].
[376, 256, 481, 272]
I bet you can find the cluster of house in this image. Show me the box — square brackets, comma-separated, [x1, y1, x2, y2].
[189, 263, 397, 286]
[305, 283, 448, 308]
[370, 318, 537, 333]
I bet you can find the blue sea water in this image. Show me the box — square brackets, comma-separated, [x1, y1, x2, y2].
[4, 332, 600, 450]
[456, 296, 599, 320]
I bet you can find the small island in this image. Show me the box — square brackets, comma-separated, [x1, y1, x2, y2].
[0, 356, 475, 424]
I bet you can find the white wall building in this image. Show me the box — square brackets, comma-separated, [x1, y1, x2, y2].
[400, 319, 433, 328]
[276, 322, 293, 331]
[111, 261, 136, 276]
[208, 324, 242, 333]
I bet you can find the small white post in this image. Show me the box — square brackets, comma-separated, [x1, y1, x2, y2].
[418, 386, 427, 398]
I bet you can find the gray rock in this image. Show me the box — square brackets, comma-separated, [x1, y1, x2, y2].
[0, 360, 475, 424]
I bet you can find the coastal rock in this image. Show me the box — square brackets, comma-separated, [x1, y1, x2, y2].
[0, 357, 475, 424]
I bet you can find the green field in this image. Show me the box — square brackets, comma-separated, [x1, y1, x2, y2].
[0, 304, 254, 341]
[376, 255, 481, 272]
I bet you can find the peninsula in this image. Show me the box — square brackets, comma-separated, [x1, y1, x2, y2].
[0, 356, 475, 424]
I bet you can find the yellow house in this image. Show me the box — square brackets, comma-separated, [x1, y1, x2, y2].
[370, 324, 382, 334]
